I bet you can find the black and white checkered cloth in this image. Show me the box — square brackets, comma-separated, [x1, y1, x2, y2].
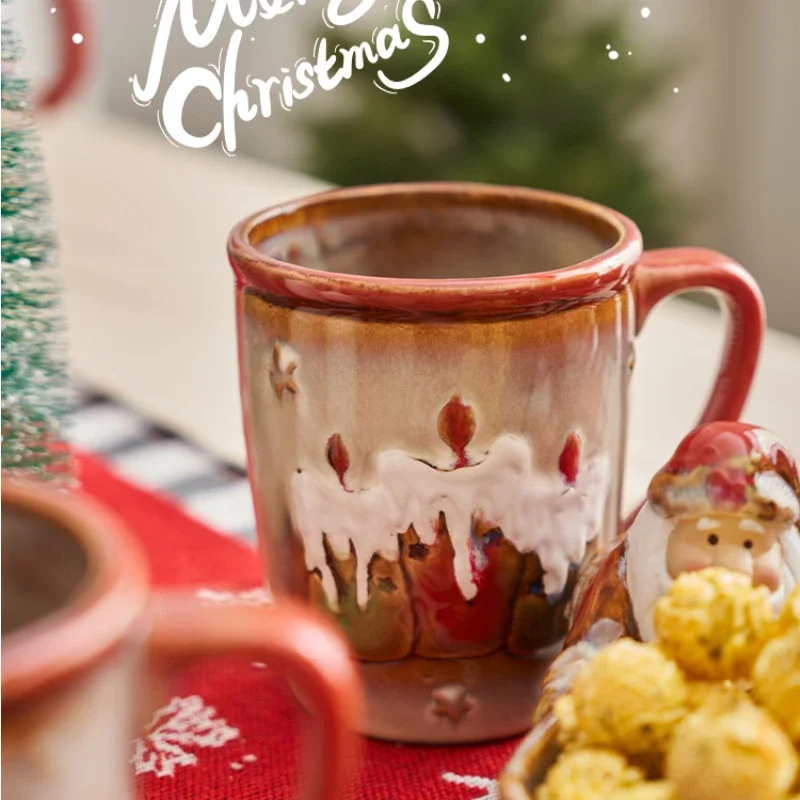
[69, 388, 257, 544]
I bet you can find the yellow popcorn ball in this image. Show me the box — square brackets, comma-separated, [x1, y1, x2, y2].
[753, 627, 800, 743]
[666, 696, 798, 800]
[536, 749, 644, 800]
[684, 680, 720, 710]
[685, 679, 750, 711]
[780, 583, 800, 633]
[606, 783, 676, 800]
[654, 567, 775, 680]
[570, 639, 688, 756]
[553, 695, 583, 748]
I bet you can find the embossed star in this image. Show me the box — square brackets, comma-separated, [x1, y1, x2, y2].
[269, 341, 298, 398]
[431, 683, 476, 725]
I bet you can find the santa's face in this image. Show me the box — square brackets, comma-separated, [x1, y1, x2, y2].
[625, 503, 799, 642]
[666, 513, 786, 592]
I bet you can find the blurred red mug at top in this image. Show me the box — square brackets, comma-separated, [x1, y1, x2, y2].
[30, 0, 91, 110]
[1, 481, 363, 800]
[227, 183, 765, 743]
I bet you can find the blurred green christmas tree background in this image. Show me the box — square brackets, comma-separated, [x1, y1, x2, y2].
[305, 0, 685, 247]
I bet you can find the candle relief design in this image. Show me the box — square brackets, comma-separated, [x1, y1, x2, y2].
[290, 396, 610, 613]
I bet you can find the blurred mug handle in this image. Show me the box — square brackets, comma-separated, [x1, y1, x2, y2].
[147, 595, 363, 800]
[38, 0, 90, 109]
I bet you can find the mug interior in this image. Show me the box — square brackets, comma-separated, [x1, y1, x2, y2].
[1, 503, 89, 637]
[253, 189, 623, 281]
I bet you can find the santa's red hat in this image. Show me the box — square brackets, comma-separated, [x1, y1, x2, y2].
[648, 422, 800, 524]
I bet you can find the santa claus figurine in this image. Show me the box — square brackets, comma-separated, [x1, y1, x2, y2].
[565, 421, 800, 648]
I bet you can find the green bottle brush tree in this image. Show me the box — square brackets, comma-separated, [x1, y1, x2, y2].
[2, 6, 74, 484]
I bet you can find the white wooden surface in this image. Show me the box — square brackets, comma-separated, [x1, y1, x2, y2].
[41, 112, 800, 513]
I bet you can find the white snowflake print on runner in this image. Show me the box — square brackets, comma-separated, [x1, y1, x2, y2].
[194, 587, 273, 605]
[442, 772, 499, 800]
[132, 696, 239, 778]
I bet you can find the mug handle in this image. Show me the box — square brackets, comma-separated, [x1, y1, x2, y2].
[627, 247, 766, 526]
[38, 0, 90, 109]
[147, 595, 363, 800]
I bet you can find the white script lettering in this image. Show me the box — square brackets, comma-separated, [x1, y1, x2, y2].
[134, 0, 449, 152]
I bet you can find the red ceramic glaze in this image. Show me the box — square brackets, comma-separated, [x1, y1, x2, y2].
[228, 182, 765, 744]
[403, 520, 515, 656]
[634, 249, 765, 424]
[662, 421, 798, 478]
[558, 432, 582, 486]
[2, 482, 362, 800]
[229, 184, 641, 319]
[438, 394, 477, 469]
[648, 420, 800, 523]
[326, 433, 351, 489]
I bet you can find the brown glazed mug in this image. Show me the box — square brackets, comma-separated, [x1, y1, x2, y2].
[1, 481, 362, 800]
[227, 183, 764, 743]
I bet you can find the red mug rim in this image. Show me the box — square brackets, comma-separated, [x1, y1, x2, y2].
[227, 182, 643, 319]
[1, 481, 149, 705]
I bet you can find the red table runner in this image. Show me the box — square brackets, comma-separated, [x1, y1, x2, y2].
[78, 453, 522, 800]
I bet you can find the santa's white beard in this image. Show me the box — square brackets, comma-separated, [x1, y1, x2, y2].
[625, 504, 799, 643]
[779, 527, 800, 599]
[626, 504, 674, 642]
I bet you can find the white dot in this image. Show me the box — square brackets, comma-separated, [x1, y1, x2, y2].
[475, 33, 485, 43]
[628, 51, 633, 56]
[641, 7, 651, 18]
[673, 86, 680, 93]
[72, 33, 83, 44]
[606, 44, 611, 50]
[520, 34, 527, 41]
[128, 77, 133, 83]
[608, 50, 619, 60]
[230, 762, 243, 771]
[252, 661, 267, 668]
[50, 7, 57, 13]
[251, 36, 255, 41]
[502, 73, 511, 82]
[242, 754, 257, 763]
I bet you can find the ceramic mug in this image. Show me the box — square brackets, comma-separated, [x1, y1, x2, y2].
[38, 0, 91, 109]
[1, 481, 362, 800]
[227, 183, 764, 743]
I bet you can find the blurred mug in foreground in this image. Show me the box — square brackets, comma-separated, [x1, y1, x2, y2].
[1, 481, 362, 800]
[228, 183, 764, 743]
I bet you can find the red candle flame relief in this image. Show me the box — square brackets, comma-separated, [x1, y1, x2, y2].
[326, 433, 350, 490]
[559, 431, 582, 485]
[437, 395, 476, 469]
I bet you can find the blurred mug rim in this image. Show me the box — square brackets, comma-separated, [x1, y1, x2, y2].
[1, 481, 149, 706]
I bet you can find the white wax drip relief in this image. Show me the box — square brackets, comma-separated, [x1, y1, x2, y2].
[290, 396, 610, 610]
